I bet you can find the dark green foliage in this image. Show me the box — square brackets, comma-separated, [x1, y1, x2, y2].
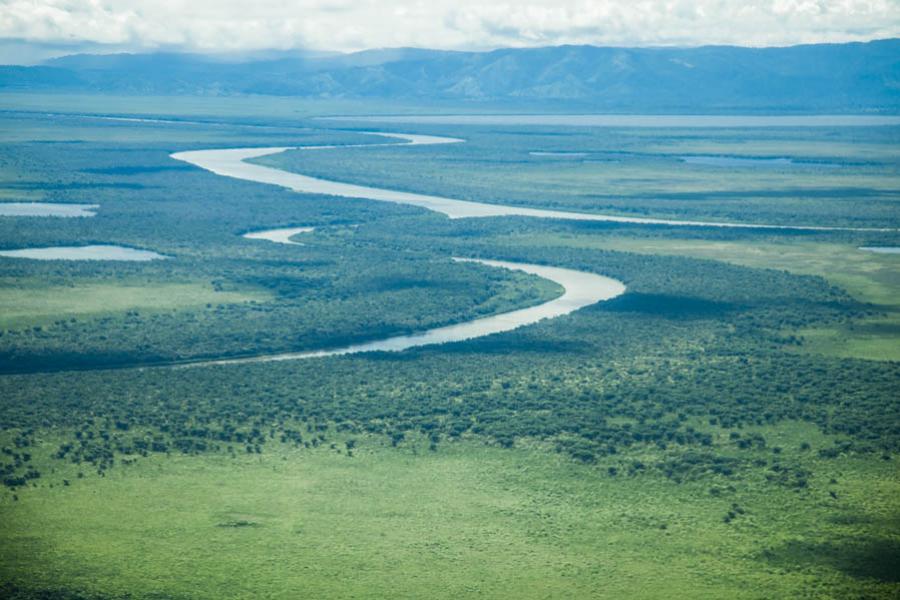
[0, 583, 129, 599]
[0, 112, 897, 495]
[763, 537, 900, 584]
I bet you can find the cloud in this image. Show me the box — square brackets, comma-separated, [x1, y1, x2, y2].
[0, 0, 897, 57]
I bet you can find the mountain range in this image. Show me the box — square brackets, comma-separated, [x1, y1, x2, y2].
[2, 39, 898, 112]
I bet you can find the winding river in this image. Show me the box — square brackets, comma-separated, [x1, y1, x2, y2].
[166, 126, 899, 366]
[172, 132, 892, 232]
[170, 131, 631, 365]
[187, 258, 624, 367]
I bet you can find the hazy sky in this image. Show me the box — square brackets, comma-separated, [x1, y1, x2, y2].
[1, 0, 898, 61]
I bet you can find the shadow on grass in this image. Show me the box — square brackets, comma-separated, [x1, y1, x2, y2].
[762, 536, 900, 583]
[0, 582, 175, 600]
[82, 165, 193, 175]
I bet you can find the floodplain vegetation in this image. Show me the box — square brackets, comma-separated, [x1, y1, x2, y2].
[0, 102, 897, 599]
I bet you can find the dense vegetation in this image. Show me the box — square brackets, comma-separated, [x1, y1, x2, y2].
[0, 119, 558, 370]
[0, 103, 897, 598]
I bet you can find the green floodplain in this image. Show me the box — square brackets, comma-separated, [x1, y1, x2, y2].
[0, 95, 898, 598]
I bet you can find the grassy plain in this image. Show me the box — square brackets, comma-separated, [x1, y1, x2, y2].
[1, 432, 898, 600]
[0, 281, 269, 328]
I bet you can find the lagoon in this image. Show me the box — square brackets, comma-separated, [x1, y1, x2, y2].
[529, 151, 588, 157]
[680, 156, 838, 168]
[859, 247, 900, 254]
[0, 245, 167, 261]
[0, 203, 98, 217]
[243, 226, 315, 245]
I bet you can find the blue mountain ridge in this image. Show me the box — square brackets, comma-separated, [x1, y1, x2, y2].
[2, 40, 897, 112]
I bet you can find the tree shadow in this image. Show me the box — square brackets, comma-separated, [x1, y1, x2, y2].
[599, 292, 734, 319]
[82, 165, 193, 175]
[762, 536, 900, 583]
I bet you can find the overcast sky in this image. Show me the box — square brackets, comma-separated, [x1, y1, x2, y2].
[1, 0, 898, 63]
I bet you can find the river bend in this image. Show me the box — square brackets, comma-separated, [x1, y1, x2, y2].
[172, 132, 893, 232]
[171, 132, 631, 364]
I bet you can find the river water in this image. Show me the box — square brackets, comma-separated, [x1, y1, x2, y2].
[0, 203, 98, 217]
[171, 132, 892, 232]
[187, 258, 625, 367]
[0, 245, 167, 261]
[243, 226, 315, 245]
[859, 247, 900, 254]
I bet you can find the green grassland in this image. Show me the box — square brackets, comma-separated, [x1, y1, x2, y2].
[0, 281, 269, 328]
[0, 97, 897, 598]
[1, 431, 897, 600]
[0, 92, 638, 122]
[796, 320, 900, 362]
[634, 130, 900, 160]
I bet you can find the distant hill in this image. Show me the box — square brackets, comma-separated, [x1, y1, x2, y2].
[2, 40, 898, 112]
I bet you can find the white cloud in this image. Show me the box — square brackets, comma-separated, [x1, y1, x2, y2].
[0, 0, 897, 55]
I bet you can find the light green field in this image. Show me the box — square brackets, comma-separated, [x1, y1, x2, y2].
[506, 234, 900, 360]
[640, 139, 900, 160]
[0, 282, 269, 328]
[1, 431, 897, 600]
[0, 92, 499, 121]
[797, 318, 900, 361]
[0, 165, 43, 201]
[0, 191, 42, 201]
[574, 238, 899, 305]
